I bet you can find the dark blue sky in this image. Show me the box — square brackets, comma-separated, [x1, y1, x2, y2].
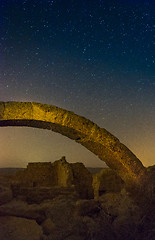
[0, 0, 155, 167]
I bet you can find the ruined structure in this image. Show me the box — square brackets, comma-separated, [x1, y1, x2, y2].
[0, 101, 152, 200]
[93, 168, 124, 198]
[12, 157, 94, 201]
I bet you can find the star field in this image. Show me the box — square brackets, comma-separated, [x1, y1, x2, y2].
[0, 0, 155, 167]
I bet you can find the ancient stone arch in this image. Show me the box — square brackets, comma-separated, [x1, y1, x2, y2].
[0, 101, 150, 197]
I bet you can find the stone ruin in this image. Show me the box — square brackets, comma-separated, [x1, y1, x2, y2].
[0, 159, 154, 240]
[11, 157, 94, 203]
[0, 101, 152, 203]
[93, 168, 124, 198]
[0, 100, 154, 239]
[10, 156, 126, 204]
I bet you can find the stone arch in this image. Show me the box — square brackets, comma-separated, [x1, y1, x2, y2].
[0, 101, 150, 197]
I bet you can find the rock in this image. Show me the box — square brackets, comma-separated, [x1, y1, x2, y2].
[41, 196, 114, 240]
[98, 189, 142, 239]
[113, 215, 138, 240]
[0, 216, 43, 240]
[0, 159, 154, 240]
[0, 199, 46, 223]
[0, 185, 13, 205]
[41, 218, 56, 235]
[147, 165, 155, 194]
[12, 185, 77, 204]
[81, 215, 116, 240]
[43, 195, 76, 227]
[147, 165, 155, 179]
[99, 189, 140, 219]
[75, 199, 101, 217]
[92, 168, 124, 198]
[40, 196, 79, 240]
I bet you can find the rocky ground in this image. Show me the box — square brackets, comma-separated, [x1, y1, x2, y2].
[0, 159, 154, 240]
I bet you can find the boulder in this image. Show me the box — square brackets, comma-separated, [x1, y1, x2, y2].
[98, 189, 142, 239]
[40, 196, 115, 240]
[81, 215, 116, 240]
[0, 216, 43, 240]
[75, 199, 101, 217]
[113, 215, 138, 240]
[99, 189, 140, 219]
[0, 199, 46, 223]
[41, 196, 80, 239]
[43, 195, 76, 227]
[41, 218, 56, 235]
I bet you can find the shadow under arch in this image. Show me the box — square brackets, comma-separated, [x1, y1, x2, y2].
[0, 101, 150, 197]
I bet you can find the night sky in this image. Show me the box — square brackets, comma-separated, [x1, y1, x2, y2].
[0, 0, 154, 168]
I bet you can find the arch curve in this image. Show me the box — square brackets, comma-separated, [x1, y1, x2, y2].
[0, 101, 150, 196]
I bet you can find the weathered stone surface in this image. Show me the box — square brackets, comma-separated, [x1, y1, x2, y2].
[11, 184, 76, 204]
[0, 216, 43, 240]
[80, 215, 116, 240]
[0, 185, 13, 205]
[52, 156, 74, 187]
[41, 218, 56, 235]
[0, 191, 153, 240]
[98, 189, 143, 240]
[0, 101, 150, 199]
[93, 168, 124, 198]
[147, 165, 155, 195]
[75, 199, 101, 217]
[0, 199, 46, 223]
[135, 200, 155, 240]
[43, 195, 76, 227]
[41, 196, 115, 240]
[99, 189, 141, 222]
[13, 162, 55, 187]
[11, 157, 92, 200]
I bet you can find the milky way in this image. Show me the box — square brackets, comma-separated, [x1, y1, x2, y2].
[0, 0, 154, 167]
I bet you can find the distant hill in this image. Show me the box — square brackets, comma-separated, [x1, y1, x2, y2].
[0, 168, 25, 176]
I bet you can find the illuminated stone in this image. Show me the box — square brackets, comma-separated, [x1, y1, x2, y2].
[0, 101, 151, 199]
